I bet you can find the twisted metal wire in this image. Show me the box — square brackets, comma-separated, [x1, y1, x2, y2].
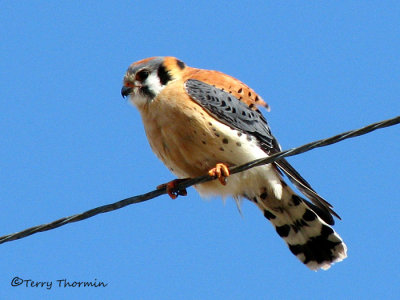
[1, 115, 399, 245]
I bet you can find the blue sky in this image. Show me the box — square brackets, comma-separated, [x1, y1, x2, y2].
[1, 1, 399, 299]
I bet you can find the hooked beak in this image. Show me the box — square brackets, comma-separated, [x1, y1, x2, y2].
[121, 86, 133, 98]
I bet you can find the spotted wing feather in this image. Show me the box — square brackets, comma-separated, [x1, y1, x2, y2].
[185, 79, 275, 150]
[184, 68, 270, 111]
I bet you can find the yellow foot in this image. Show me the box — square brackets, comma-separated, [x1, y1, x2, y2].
[157, 179, 188, 199]
[208, 163, 230, 185]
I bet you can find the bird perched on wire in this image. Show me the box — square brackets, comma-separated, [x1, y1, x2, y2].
[121, 56, 347, 270]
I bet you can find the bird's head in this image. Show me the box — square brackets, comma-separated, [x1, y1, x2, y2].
[121, 56, 186, 107]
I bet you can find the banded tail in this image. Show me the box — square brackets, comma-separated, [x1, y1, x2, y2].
[251, 184, 347, 270]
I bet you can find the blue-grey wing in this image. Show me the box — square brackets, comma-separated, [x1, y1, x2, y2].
[185, 79, 277, 152]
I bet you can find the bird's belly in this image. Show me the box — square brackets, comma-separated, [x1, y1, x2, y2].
[140, 100, 280, 198]
[141, 108, 230, 178]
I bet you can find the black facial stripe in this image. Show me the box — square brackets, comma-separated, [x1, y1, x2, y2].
[157, 64, 172, 85]
[141, 86, 156, 99]
[176, 59, 185, 69]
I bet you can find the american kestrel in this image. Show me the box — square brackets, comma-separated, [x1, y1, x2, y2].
[121, 56, 347, 270]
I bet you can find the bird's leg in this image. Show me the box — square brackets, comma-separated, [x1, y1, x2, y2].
[157, 179, 188, 199]
[208, 163, 230, 185]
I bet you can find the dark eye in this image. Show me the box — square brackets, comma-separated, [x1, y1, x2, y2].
[135, 69, 149, 81]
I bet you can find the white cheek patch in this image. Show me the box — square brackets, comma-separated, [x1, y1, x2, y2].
[146, 72, 165, 95]
[129, 72, 166, 108]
